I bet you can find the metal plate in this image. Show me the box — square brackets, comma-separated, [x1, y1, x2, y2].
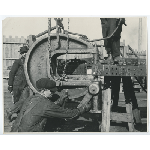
[92, 64, 146, 76]
[24, 34, 94, 93]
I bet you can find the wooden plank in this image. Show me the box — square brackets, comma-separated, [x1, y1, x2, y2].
[3, 58, 19, 60]
[21, 36, 25, 43]
[93, 95, 98, 112]
[132, 108, 142, 124]
[101, 88, 111, 132]
[52, 49, 96, 54]
[126, 104, 135, 132]
[110, 112, 134, 123]
[3, 35, 6, 43]
[28, 35, 36, 47]
[3, 42, 25, 44]
[3, 70, 9, 78]
[10, 44, 13, 66]
[9, 36, 12, 42]
[3, 44, 6, 69]
[5, 44, 10, 68]
[60, 80, 91, 86]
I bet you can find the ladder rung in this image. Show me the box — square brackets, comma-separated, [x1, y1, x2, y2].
[110, 112, 134, 123]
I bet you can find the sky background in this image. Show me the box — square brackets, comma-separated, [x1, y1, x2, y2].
[2, 17, 147, 51]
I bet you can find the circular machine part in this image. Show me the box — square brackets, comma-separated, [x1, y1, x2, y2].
[88, 83, 100, 95]
[24, 33, 94, 97]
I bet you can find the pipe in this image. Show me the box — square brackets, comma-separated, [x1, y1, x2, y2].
[35, 26, 56, 38]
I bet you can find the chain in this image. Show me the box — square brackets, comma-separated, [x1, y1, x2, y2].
[48, 18, 53, 75]
[63, 18, 69, 76]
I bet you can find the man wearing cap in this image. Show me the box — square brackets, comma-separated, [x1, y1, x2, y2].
[11, 78, 92, 132]
[8, 46, 30, 104]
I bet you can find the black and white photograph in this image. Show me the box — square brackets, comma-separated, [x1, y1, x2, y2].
[2, 17, 148, 133]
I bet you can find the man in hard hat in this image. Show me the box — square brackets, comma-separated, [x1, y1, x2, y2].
[11, 78, 92, 132]
[8, 46, 30, 104]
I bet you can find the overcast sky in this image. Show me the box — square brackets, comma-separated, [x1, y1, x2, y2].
[2, 17, 147, 51]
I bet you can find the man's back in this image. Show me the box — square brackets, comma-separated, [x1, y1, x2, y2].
[11, 92, 80, 132]
[11, 93, 49, 132]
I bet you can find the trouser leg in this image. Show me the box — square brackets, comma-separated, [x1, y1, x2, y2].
[10, 86, 30, 114]
[122, 77, 138, 109]
[101, 21, 111, 55]
[111, 76, 121, 107]
[108, 18, 122, 58]
[111, 36, 121, 58]
[13, 87, 21, 104]
[104, 76, 111, 89]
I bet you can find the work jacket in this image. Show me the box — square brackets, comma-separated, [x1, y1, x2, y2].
[8, 57, 27, 90]
[11, 93, 81, 132]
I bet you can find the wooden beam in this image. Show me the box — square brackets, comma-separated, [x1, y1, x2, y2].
[132, 108, 142, 124]
[52, 49, 96, 55]
[126, 104, 135, 132]
[58, 80, 91, 87]
[27, 35, 36, 48]
[101, 88, 111, 132]
[110, 112, 134, 123]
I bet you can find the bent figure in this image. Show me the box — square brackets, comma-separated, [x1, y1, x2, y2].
[11, 78, 92, 132]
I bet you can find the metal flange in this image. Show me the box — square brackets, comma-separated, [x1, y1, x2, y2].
[88, 82, 100, 95]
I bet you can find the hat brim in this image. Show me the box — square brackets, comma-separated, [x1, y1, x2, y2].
[50, 87, 57, 93]
[18, 51, 27, 54]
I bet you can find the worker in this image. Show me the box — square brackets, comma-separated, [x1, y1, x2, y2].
[6, 85, 67, 122]
[100, 18, 126, 90]
[100, 18, 126, 61]
[100, 18, 142, 128]
[111, 76, 139, 111]
[8, 46, 30, 104]
[11, 78, 92, 132]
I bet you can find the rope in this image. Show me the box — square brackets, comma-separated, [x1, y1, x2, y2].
[87, 18, 123, 42]
[63, 18, 69, 76]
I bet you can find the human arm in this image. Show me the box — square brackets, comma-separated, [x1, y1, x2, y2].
[43, 99, 92, 119]
[54, 95, 68, 107]
[54, 90, 68, 107]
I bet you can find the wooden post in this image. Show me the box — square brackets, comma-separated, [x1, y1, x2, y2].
[27, 35, 36, 48]
[132, 108, 142, 124]
[93, 95, 98, 111]
[125, 103, 135, 132]
[101, 88, 111, 132]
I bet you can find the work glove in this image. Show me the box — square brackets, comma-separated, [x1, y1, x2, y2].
[78, 101, 92, 115]
[8, 86, 13, 93]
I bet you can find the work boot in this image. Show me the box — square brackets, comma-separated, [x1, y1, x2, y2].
[134, 123, 144, 132]
[113, 56, 122, 62]
[107, 54, 113, 60]
[132, 108, 142, 124]
[103, 54, 114, 65]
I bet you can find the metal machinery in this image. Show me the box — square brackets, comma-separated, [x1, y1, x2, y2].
[24, 18, 147, 132]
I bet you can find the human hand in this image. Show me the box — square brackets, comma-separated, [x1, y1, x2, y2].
[8, 86, 13, 93]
